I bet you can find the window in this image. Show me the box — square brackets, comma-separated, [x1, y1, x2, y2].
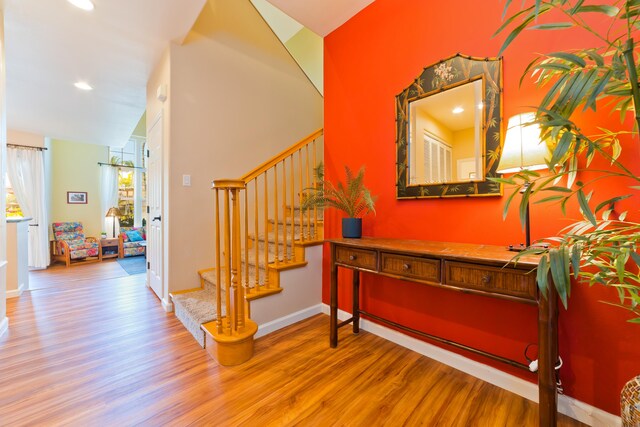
[5, 175, 23, 218]
[423, 133, 452, 183]
[109, 138, 147, 227]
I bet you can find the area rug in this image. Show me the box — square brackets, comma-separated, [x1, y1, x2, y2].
[116, 256, 146, 275]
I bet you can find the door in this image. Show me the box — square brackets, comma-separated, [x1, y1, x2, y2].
[147, 112, 163, 301]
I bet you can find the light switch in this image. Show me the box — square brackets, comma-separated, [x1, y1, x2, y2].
[182, 174, 191, 187]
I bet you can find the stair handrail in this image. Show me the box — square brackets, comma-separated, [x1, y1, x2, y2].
[240, 128, 323, 183]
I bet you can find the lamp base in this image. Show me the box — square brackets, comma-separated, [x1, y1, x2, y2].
[507, 243, 550, 252]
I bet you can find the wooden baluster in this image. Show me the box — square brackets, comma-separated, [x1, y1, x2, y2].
[298, 149, 304, 242]
[313, 139, 318, 239]
[290, 154, 296, 261]
[282, 160, 288, 262]
[215, 188, 222, 334]
[232, 187, 244, 331]
[273, 165, 279, 265]
[254, 179, 259, 292]
[244, 188, 249, 298]
[306, 144, 312, 239]
[263, 171, 269, 288]
[223, 188, 232, 335]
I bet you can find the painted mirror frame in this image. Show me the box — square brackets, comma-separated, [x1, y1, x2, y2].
[396, 54, 503, 198]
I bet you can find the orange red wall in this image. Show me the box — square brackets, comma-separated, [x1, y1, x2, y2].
[324, 0, 640, 415]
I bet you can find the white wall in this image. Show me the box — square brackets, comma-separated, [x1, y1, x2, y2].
[7, 129, 45, 148]
[0, 7, 8, 338]
[157, 0, 323, 294]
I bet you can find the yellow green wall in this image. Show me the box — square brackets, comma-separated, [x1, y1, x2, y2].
[50, 139, 107, 239]
[285, 27, 323, 94]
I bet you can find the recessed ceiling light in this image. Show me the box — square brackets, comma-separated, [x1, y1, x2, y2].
[452, 106, 464, 114]
[68, 0, 95, 11]
[74, 81, 93, 91]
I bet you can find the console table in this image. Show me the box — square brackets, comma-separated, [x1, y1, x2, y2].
[329, 238, 559, 427]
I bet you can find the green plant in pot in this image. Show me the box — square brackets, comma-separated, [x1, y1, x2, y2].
[302, 163, 376, 238]
[496, 1, 640, 423]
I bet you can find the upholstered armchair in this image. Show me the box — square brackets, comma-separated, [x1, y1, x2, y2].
[52, 222, 102, 267]
[118, 226, 146, 258]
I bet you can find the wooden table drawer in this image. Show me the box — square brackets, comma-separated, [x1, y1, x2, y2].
[381, 252, 440, 283]
[444, 261, 536, 301]
[335, 246, 377, 270]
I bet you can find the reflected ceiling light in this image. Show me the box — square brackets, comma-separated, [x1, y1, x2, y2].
[452, 106, 464, 114]
[74, 81, 93, 91]
[478, 102, 484, 109]
[68, 0, 95, 11]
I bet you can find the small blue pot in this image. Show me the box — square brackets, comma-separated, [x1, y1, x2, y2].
[342, 218, 362, 238]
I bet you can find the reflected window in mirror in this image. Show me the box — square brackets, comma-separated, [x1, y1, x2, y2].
[396, 54, 503, 199]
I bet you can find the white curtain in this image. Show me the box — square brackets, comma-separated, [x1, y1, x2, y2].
[100, 165, 119, 238]
[7, 147, 50, 269]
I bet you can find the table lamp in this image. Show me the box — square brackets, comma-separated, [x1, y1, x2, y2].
[497, 112, 550, 250]
[106, 207, 123, 239]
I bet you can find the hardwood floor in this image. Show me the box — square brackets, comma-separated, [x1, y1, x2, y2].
[1, 264, 585, 426]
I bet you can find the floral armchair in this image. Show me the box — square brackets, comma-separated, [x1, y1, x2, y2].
[118, 226, 146, 258]
[52, 222, 101, 267]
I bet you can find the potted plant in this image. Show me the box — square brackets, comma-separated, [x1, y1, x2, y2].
[302, 163, 376, 238]
[497, 1, 640, 423]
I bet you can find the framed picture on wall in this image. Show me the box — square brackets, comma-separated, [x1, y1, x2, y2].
[67, 191, 88, 204]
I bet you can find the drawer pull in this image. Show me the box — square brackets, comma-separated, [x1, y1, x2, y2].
[481, 274, 492, 284]
[402, 263, 411, 271]
[349, 255, 357, 261]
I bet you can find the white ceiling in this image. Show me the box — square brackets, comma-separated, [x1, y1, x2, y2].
[5, 0, 206, 147]
[265, 0, 374, 36]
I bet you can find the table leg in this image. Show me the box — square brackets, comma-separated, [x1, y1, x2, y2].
[330, 244, 338, 348]
[538, 279, 559, 426]
[353, 270, 360, 334]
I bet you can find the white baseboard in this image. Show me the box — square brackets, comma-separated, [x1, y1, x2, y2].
[6, 282, 27, 299]
[0, 317, 8, 339]
[255, 304, 323, 339]
[162, 297, 173, 313]
[321, 304, 620, 427]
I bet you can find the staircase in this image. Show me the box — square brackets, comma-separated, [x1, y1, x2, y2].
[171, 129, 324, 364]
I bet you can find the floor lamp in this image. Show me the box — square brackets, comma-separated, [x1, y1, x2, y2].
[496, 113, 550, 251]
[106, 207, 123, 239]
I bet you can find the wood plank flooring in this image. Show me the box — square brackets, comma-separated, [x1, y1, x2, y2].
[1, 264, 585, 426]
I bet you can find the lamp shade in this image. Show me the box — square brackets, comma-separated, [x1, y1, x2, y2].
[496, 112, 550, 174]
[106, 207, 123, 218]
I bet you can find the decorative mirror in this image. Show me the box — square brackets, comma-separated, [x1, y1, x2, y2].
[396, 54, 503, 198]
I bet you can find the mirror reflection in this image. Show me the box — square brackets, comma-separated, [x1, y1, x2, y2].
[408, 79, 483, 185]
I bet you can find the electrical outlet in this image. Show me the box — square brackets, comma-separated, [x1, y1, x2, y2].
[182, 174, 191, 187]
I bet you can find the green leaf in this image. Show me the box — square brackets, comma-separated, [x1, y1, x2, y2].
[594, 194, 632, 212]
[548, 51, 587, 67]
[498, 11, 540, 55]
[576, 5, 620, 16]
[629, 251, 640, 267]
[503, 188, 520, 220]
[550, 131, 573, 166]
[550, 248, 569, 308]
[577, 189, 597, 226]
[488, 177, 516, 185]
[584, 69, 613, 111]
[541, 186, 573, 193]
[530, 22, 574, 30]
[571, 244, 581, 279]
[616, 253, 627, 284]
[534, 195, 566, 204]
[537, 255, 550, 299]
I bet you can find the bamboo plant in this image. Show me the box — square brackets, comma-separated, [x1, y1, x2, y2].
[495, 0, 640, 322]
[302, 163, 376, 218]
